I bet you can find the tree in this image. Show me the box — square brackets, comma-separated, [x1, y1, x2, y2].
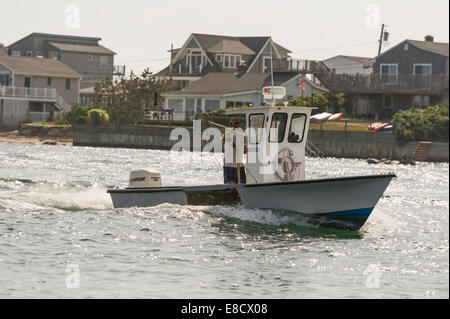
[92, 69, 173, 125]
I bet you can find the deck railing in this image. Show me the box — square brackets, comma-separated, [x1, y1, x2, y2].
[0, 86, 71, 112]
[329, 74, 449, 93]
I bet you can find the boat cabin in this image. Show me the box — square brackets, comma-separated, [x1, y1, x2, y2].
[227, 106, 313, 184]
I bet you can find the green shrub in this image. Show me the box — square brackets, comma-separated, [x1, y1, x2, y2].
[74, 115, 88, 125]
[393, 104, 449, 141]
[87, 108, 110, 126]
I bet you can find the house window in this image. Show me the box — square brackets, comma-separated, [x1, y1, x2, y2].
[65, 79, 71, 90]
[185, 99, 195, 116]
[88, 55, 93, 61]
[384, 95, 392, 108]
[11, 50, 21, 56]
[100, 56, 109, 68]
[226, 101, 235, 108]
[263, 56, 272, 72]
[0, 73, 10, 86]
[24, 77, 31, 88]
[404, 43, 409, 51]
[49, 51, 58, 59]
[414, 64, 432, 75]
[380, 64, 398, 83]
[47, 77, 52, 86]
[167, 99, 183, 113]
[223, 54, 241, 68]
[26, 51, 33, 57]
[216, 54, 222, 62]
[205, 99, 220, 112]
[413, 95, 430, 108]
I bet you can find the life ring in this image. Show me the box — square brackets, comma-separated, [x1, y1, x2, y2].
[275, 148, 300, 182]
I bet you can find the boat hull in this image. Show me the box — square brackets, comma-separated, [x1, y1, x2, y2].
[107, 174, 395, 230]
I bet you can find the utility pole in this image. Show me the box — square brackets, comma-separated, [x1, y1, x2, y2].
[169, 44, 174, 73]
[378, 24, 389, 56]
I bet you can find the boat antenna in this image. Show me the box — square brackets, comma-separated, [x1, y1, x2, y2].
[269, 38, 274, 105]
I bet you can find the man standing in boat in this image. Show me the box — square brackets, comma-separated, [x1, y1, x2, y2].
[223, 119, 246, 184]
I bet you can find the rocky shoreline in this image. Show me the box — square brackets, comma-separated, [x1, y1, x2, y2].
[0, 124, 73, 146]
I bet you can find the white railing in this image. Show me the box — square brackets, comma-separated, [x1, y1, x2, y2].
[0, 86, 71, 112]
[29, 112, 51, 123]
[0, 86, 56, 100]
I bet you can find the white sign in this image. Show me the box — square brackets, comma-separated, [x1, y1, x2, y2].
[262, 86, 286, 101]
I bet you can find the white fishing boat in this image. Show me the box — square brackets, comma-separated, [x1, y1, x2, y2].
[108, 96, 395, 230]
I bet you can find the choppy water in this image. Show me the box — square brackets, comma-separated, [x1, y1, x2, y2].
[0, 142, 448, 298]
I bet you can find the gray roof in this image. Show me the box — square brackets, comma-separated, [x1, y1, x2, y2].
[208, 39, 255, 55]
[0, 55, 82, 78]
[166, 72, 270, 95]
[165, 72, 305, 96]
[48, 42, 116, 55]
[8, 32, 101, 48]
[408, 40, 449, 56]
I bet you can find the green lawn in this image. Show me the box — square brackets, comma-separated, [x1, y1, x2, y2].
[309, 120, 375, 132]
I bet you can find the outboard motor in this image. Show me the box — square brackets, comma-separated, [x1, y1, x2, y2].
[129, 170, 162, 188]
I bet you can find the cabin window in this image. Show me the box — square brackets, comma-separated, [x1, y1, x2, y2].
[249, 114, 265, 144]
[269, 113, 288, 143]
[288, 113, 307, 143]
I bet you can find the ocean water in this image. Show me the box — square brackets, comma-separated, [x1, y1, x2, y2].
[0, 142, 448, 298]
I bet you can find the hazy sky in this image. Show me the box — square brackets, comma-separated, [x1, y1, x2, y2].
[1, 0, 448, 75]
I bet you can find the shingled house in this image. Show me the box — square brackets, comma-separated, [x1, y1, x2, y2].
[7, 33, 124, 89]
[158, 33, 329, 117]
[157, 33, 309, 90]
[0, 55, 81, 125]
[329, 36, 449, 118]
[162, 72, 327, 120]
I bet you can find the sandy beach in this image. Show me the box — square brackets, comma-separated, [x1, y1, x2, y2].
[0, 130, 73, 146]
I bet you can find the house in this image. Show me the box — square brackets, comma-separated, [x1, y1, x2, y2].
[162, 71, 328, 120]
[6, 33, 124, 89]
[157, 33, 309, 90]
[322, 55, 373, 75]
[0, 43, 6, 56]
[0, 55, 81, 125]
[329, 36, 449, 118]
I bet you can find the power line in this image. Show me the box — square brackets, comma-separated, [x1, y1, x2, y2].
[290, 41, 378, 53]
[116, 57, 170, 63]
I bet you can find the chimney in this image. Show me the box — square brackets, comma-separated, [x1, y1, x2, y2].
[237, 61, 248, 74]
[425, 35, 434, 42]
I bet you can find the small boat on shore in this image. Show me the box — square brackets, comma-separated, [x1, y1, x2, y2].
[107, 102, 395, 231]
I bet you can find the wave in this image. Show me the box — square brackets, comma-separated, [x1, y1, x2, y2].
[0, 183, 113, 211]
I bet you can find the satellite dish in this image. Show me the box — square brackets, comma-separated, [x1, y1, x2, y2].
[262, 86, 286, 101]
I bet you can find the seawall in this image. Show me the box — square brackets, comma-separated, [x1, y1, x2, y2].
[73, 125, 449, 162]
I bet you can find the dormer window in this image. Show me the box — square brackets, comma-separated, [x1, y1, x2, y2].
[224, 54, 241, 68]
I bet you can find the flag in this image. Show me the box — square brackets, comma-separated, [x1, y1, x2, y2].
[299, 74, 306, 91]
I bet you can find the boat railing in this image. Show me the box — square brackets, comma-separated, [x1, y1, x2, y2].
[306, 140, 324, 158]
